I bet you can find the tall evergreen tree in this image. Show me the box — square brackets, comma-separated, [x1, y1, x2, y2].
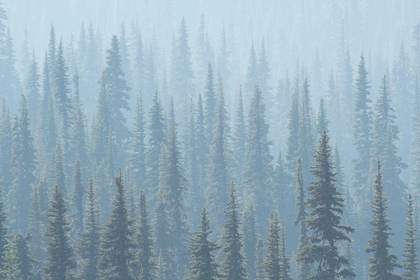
[102, 35, 131, 145]
[264, 214, 281, 280]
[71, 158, 84, 233]
[136, 190, 156, 280]
[402, 193, 419, 280]
[44, 186, 76, 280]
[245, 43, 258, 98]
[78, 178, 101, 280]
[365, 161, 401, 280]
[14, 233, 35, 280]
[99, 171, 135, 280]
[204, 63, 216, 143]
[243, 86, 273, 230]
[242, 201, 257, 279]
[300, 131, 354, 279]
[316, 98, 328, 137]
[0, 184, 7, 270]
[232, 90, 246, 182]
[0, 97, 12, 192]
[25, 51, 40, 122]
[130, 93, 146, 191]
[189, 208, 219, 280]
[9, 94, 36, 233]
[257, 40, 271, 98]
[255, 235, 264, 280]
[280, 219, 292, 280]
[221, 183, 247, 280]
[286, 84, 300, 172]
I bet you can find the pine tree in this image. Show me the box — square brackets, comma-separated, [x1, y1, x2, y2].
[136, 190, 156, 280]
[9, 94, 36, 233]
[402, 193, 419, 280]
[14, 233, 35, 280]
[352, 53, 372, 197]
[130, 93, 146, 190]
[145, 91, 166, 201]
[264, 214, 281, 280]
[243, 86, 273, 230]
[300, 131, 354, 279]
[25, 51, 40, 122]
[365, 161, 402, 280]
[44, 186, 76, 280]
[195, 94, 207, 175]
[242, 201, 257, 279]
[102, 35, 131, 145]
[189, 208, 220, 280]
[221, 183, 247, 280]
[98, 171, 135, 280]
[71, 158, 84, 233]
[78, 178, 101, 280]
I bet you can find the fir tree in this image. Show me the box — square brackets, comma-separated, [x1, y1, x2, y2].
[25, 51, 40, 122]
[189, 208, 220, 280]
[402, 193, 419, 280]
[14, 233, 36, 280]
[280, 219, 292, 280]
[98, 171, 135, 280]
[232, 90, 246, 182]
[53, 140, 66, 197]
[0, 183, 7, 270]
[93, 73, 110, 163]
[71, 158, 84, 233]
[255, 235, 264, 280]
[9, 94, 36, 233]
[365, 161, 402, 280]
[204, 63, 216, 144]
[221, 183, 247, 280]
[102, 35, 131, 144]
[44, 186, 76, 280]
[257, 39, 271, 98]
[0, 97, 12, 192]
[264, 214, 281, 280]
[136, 190, 156, 280]
[242, 201, 257, 279]
[130, 93, 146, 190]
[316, 98, 328, 137]
[245, 43, 258, 98]
[286, 84, 300, 172]
[300, 131, 354, 279]
[78, 178, 101, 280]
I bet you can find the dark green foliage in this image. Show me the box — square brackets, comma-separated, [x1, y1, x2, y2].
[99, 171, 135, 280]
[136, 190, 156, 280]
[189, 208, 220, 280]
[45, 186, 76, 280]
[78, 178, 101, 280]
[221, 183, 247, 280]
[402, 194, 419, 280]
[365, 161, 402, 280]
[300, 131, 354, 279]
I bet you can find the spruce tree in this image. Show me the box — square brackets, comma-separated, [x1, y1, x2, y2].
[402, 193, 419, 280]
[189, 208, 220, 280]
[44, 186, 76, 280]
[280, 218, 292, 280]
[136, 190, 156, 280]
[365, 161, 401, 280]
[242, 201, 257, 279]
[53, 140, 66, 197]
[264, 214, 281, 280]
[98, 171, 135, 280]
[245, 43, 257, 98]
[0, 183, 7, 270]
[26, 51, 40, 122]
[204, 63, 216, 144]
[257, 40, 271, 98]
[255, 235, 264, 280]
[130, 93, 146, 191]
[71, 158, 84, 233]
[93, 73, 110, 163]
[9, 94, 36, 233]
[286, 84, 300, 172]
[300, 131, 354, 279]
[316, 98, 328, 137]
[14, 233, 35, 280]
[232, 90, 246, 182]
[102, 35, 131, 144]
[243, 86, 273, 230]
[0, 97, 12, 192]
[221, 183, 247, 280]
[78, 178, 101, 280]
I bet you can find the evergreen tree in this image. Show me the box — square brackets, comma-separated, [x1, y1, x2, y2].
[25, 51, 40, 122]
[93, 73, 110, 163]
[14, 233, 36, 280]
[98, 171, 135, 280]
[255, 235, 264, 280]
[130, 93, 146, 190]
[280, 219, 292, 280]
[242, 201, 257, 279]
[257, 40, 271, 98]
[264, 214, 281, 280]
[300, 131, 354, 279]
[71, 158, 84, 233]
[365, 161, 402, 280]
[47, 26, 56, 81]
[44, 186, 76, 280]
[243, 86, 273, 230]
[189, 208, 219, 280]
[316, 98, 328, 137]
[402, 193, 419, 280]
[245, 43, 258, 98]
[195, 94, 207, 174]
[221, 183, 247, 280]
[286, 84, 300, 172]
[53, 140, 66, 197]
[102, 35, 131, 144]
[0, 183, 7, 270]
[9, 94, 36, 233]
[0, 97, 12, 192]
[133, 31, 145, 95]
[204, 63, 216, 144]
[136, 190, 156, 280]
[78, 178, 101, 280]
[232, 90, 246, 182]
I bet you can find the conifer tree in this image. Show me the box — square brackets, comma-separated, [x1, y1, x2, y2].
[99, 171, 135, 280]
[133, 31, 145, 95]
[232, 90, 246, 182]
[0, 97, 12, 192]
[402, 193, 419, 280]
[93, 73, 110, 163]
[9, 94, 36, 233]
[365, 161, 401, 280]
[204, 63, 216, 143]
[102, 35, 131, 144]
[300, 131, 354, 279]
[221, 183, 247, 280]
[245, 43, 258, 98]
[48, 26, 56, 80]
[195, 94, 207, 173]
[264, 214, 281, 280]
[130, 93, 146, 190]
[71, 158, 84, 233]
[257, 40, 271, 98]
[136, 190, 156, 280]
[255, 235, 264, 280]
[53, 140, 66, 197]
[14, 233, 35, 280]
[78, 178, 101, 280]
[70, 70, 87, 165]
[28, 180, 47, 264]
[45, 186, 76, 280]
[26, 51, 40, 122]
[242, 201, 257, 279]
[243, 86, 273, 229]
[189, 208, 219, 280]
[280, 218, 292, 280]
[412, 74, 420, 196]
[286, 84, 300, 172]
[0, 184, 7, 270]
[316, 98, 328, 137]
